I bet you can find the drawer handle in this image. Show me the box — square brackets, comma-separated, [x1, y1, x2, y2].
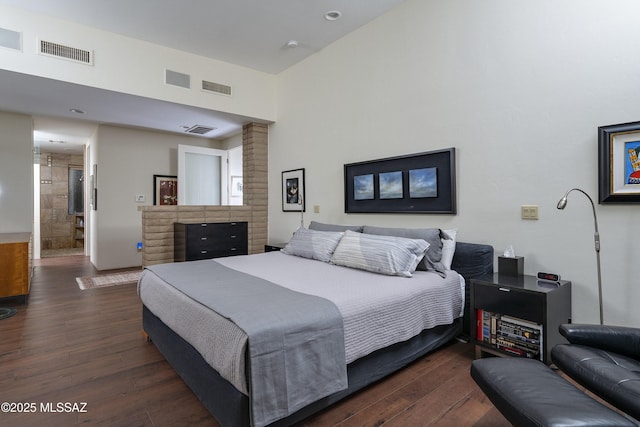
[230, 235, 237, 238]
[230, 248, 237, 251]
[498, 287, 511, 292]
[200, 250, 208, 254]
[201, 223, 207, 227]
[200, 237, 207, 240]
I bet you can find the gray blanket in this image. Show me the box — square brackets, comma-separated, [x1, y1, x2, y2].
[146, 260, 348, 427]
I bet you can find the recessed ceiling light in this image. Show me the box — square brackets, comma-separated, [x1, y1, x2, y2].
[286, 40, 299, 48]
[69, 108, 85, 114]
[324, 10, 342, 21]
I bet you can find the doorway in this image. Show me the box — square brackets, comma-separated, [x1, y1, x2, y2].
[178, 144, 229, 205]
[35, 152, 86, 258]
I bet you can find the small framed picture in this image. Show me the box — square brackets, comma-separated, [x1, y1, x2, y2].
[282, 168, 305, 212]
[230, 176, 243, 198]
[153, 175, 178, 205]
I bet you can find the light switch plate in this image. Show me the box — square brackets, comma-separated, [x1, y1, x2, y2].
[521, 205, 539, 220]
[135, 194, 145, 202]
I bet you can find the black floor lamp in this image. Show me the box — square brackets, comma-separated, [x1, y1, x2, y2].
[557, 188, 603, 325]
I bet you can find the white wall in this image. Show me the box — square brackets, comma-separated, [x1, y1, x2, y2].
[92, 125, 223, 270]
[87, 129, 98, 264]
[0, 111, 33, 233]
[0, 5, 276, 123]
[270, 0, 640, 326]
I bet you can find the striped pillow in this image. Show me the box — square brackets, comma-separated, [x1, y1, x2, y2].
[330, 230, 430, 277]
[362, 225, 448, 276]
[282, 227, 344, 262]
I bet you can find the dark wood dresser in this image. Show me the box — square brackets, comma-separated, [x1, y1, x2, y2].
[174, 222, 248, 262]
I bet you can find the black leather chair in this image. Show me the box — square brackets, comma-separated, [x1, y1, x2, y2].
[551, 323, 640, 421]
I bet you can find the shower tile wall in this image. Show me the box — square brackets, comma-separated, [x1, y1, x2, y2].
[40, 153, 84, 250]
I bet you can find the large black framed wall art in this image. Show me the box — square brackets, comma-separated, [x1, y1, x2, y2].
[344, 148, 456, 214]
[598, 121, 640, 204]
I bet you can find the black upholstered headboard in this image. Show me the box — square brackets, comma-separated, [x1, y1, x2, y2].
[451, 241, 494, 281]
[451, 241, 494, 339]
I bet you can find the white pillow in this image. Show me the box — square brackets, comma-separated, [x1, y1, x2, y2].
[441, 229, 458, 270]
[282, 227, 344, 262]
[330, 230, 429, 278]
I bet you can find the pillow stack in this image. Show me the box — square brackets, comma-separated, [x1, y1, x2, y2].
[362, 225, 450, 278]
[281, 223, 458, 278]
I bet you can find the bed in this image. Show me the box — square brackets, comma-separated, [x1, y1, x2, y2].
[139, 224, 493, 427]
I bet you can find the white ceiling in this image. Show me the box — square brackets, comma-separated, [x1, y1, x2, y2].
[0, 0, 407, 154]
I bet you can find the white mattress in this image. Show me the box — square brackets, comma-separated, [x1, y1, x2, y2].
[139, 251, 464, 395]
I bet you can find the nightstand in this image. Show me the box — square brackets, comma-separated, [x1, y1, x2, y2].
[470, 273, 571, 364]
[264, 243, 286, 252]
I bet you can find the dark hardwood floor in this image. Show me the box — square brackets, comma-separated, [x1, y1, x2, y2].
[0, 255, 509, 427]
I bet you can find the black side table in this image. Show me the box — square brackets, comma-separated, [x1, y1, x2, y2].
[264, 243, 286, 252]
[470, 273, 571, 364]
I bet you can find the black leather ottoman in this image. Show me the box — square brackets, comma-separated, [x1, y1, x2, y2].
[552, 343, 640, 421]
[470, 357, 636, 427]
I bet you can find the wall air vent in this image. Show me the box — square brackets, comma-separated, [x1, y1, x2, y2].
[165, 69, 191, 89]
[39, 39, 93, 65]
[0, 27, 22, 51]
[185, 125, 217, 135]
[202, 80, 232, 96]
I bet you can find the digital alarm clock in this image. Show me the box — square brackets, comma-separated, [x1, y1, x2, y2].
[537, 272, 561, 282]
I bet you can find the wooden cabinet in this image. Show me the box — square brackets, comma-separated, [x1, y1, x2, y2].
[174, 222, 248, 262]
[0, 233, 33, 300]
[471, 274, 571, 364]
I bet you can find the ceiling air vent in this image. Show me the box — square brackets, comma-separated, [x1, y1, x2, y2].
[202, 80, 232, 96]
[185, 125, 217, 135]
[39, 39, 93, 65]
[165, 69, 191, 89]
[0, 27, 22, 51]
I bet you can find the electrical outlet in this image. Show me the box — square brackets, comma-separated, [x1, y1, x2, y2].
[135, 194, 145, 202]
[521, 205, 539, 220]
[314, 205, 320, 213]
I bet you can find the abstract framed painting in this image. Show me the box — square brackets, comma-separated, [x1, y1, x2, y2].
[598, 121, 640, 203]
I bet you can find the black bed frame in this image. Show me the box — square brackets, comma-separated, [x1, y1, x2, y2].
[142, 242, 493, 427]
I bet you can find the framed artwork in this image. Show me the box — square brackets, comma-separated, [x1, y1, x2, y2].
[344, 148, 456, 214]
[230, 176, 243, 198]
[598, 121, 640, 203]
[282, 168, 305, 212]
[153, 175, 178, 205]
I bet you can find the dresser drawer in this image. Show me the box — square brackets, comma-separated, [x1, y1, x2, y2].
[174, 222, 248, 262]
[205, 223, 247, 243]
